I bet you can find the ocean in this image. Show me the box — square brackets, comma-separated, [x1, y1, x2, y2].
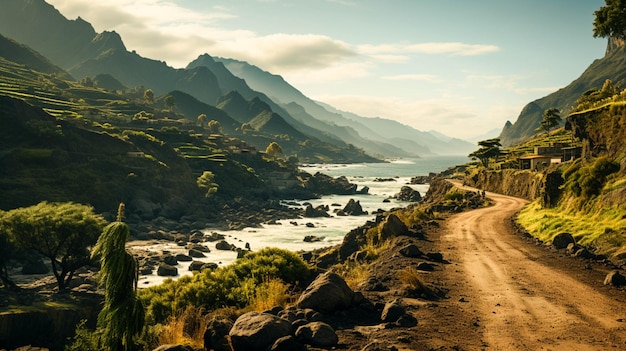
[136, 155, 468, 287]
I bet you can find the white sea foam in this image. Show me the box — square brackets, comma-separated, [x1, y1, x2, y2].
[135, 156, 467, 287]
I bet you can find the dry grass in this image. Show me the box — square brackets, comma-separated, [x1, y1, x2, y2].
[250, 278, 291, 311]
[397, 267, 427, 292]
[158, 305, 209, 349]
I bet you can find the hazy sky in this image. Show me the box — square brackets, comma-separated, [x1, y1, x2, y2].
[47, 0, 607, 140]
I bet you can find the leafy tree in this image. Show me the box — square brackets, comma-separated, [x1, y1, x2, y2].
[0, 202, 106, 290]
[207, 120, 223, 134]
[91, 204, 144, 351]
[469, 138, 501, 168]
[593, 0, 626, 40]
[265, 141, 283, 160]
[197, 113, 208, 126]
[537, 108, 562, 135]
[164, 95, 176, 111]
[143, 89, 154, 105]
[197, 171, 218, 197]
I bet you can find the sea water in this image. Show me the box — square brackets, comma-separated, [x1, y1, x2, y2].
[136, 155, 468, 287]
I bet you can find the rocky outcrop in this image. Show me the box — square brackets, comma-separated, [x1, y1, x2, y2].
[337, 199, 367, 216]
[304, 204, 330, 218]
[394, 186, 422, 202]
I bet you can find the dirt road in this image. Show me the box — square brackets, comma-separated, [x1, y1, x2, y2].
[442, 188, 626, 350]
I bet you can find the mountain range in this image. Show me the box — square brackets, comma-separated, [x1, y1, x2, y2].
[0, 0, 475, 159]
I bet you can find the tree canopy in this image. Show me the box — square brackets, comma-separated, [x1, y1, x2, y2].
[0, 201, 106, 290]
[469, 138, 502, 168]
[265, 141, 283, 160]
[593, 0, 626, 40]
[537, 108, 562, 135]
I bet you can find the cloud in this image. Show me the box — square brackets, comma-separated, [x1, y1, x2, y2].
[382, 74, 438, 82]
[212, 34, 357, 72]
[360, 42, 500, 57]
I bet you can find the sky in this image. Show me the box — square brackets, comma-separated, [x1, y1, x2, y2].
[46, 0, 608, 141]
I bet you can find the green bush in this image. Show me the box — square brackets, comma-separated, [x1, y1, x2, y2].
[566, 157, 620, 199]
[139, 247, 311, 324]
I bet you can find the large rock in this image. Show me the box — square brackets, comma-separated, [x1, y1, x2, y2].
[378, 214, 409, 242]
[204, 317, 233, 351]
[295, 321, 338, 347]
[304, 204, 330, 218]
[604, 270, 626, 287]
[215, 240, 233, 250]
[296, 271, 355, 313]
[381, 299, 406, 323]
[552, 232, 576, 249]
[270, 335, 307, 351]
[229, 312, 292, 351]
[157, 263, 178, 277]
[395, 186, 422, 202]
[337, 199, 367, 216]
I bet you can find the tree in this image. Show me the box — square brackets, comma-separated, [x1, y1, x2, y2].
[197, 113, 208, 127]
[537, 108, 562, 135]
[207, 120, 223, 134]
[593, 0, 626, 40]
[164, 95, 176, 111]
[91, 204, 144, 351]
[469, 138, 501, 168]
[143, 89, 154, 105]
[197, 171, 218, 197]
[265, 141, 283, 160]
[0, 202, 106, 290]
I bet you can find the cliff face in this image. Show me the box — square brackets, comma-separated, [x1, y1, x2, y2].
[464, 169, 545, 201]
[498, 37, 626, 147]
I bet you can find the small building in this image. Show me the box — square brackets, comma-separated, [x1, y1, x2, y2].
[519, 155, 556, 170]
[562, 146, 582, 162]
[534, 143, 569, 156]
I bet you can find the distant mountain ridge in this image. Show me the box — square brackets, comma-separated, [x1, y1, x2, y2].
[499, 41, 626, 146]
[216, 57, 476, 156]
[0, 0, 473, 159]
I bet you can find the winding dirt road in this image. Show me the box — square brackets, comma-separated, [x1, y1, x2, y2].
[442, 186, 626, 350]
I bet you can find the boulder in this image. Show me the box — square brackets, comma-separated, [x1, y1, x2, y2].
[175, 253, 192, 262]
[295, 321, 338, 347]
[296, 271, 355, 313]
[152, 344, 193, 351]
[338, 199, 367, 216]
[187, 243, 210, 252]
[552, 232, 575, 250]
[215, 240, 233, 250]
[162, 254, 178, 266]
[379, 214, 409, 241]
[399, 244, 422, 258]
[395, 186, 422, 202]
[270, 335, 307, 351]
[204, 317, 233, 351]
[304, 204, 330, 218]
[229, 312, 292, 351]
[416, 262, 435, 271]
[188, 249, 206, 258]
[381, 299, 406, 323]
[157, 263, 178, 277]
[604, 270, 626, 287]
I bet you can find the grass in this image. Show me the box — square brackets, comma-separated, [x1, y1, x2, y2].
[518, 200, 626, 261]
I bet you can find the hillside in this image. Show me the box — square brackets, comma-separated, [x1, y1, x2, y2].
[499, 42, 626, 146]
[217, 57, 476, 156]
